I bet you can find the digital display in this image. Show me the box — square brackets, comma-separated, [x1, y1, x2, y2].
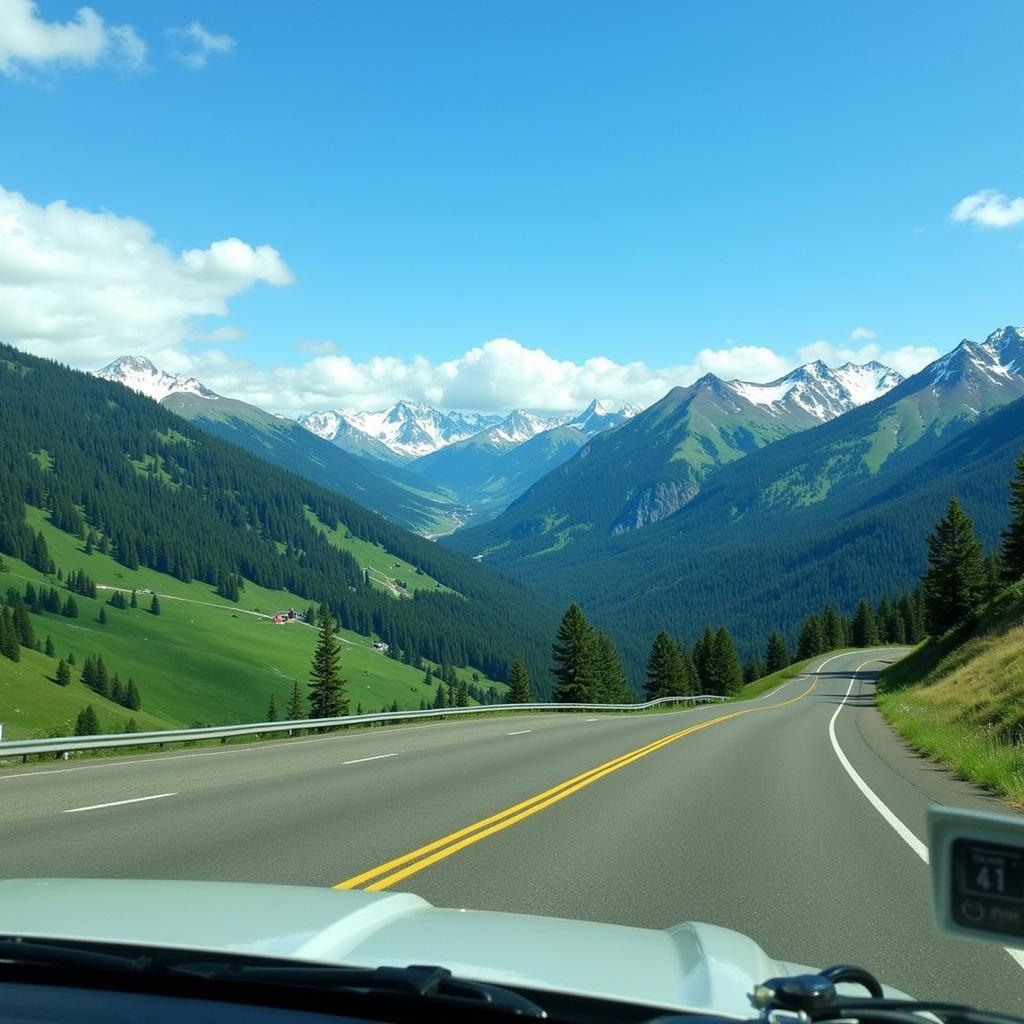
[952, 838, 1024, 938]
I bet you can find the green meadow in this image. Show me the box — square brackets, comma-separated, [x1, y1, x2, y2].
[0, 507, 498, 740]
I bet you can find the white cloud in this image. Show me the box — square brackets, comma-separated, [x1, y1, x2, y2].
[170, 21, 234, 69]
[0, 184, 293, 366]
[0, 0, 145, 76]
[798, 338, 938, 378]
[950, 189, 1024, 229]
[170, 338, 816, 417]
[850, 326, 876, 341]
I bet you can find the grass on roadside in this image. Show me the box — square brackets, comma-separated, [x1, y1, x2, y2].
[877, 580, 1024, 808]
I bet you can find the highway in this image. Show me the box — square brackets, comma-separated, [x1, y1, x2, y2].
[2, 649, 1022, 1014]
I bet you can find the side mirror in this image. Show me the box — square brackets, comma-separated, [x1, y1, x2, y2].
[927, 805, 1024, 945]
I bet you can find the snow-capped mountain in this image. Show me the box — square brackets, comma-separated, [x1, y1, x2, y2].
[726, 360, 902, 422]
[93, 356, 219, 403]
[925, 325, 1024, 388]
[298, 402, 503, 459]
[568, 400, 642, 436]
[486, 409, 562, 447]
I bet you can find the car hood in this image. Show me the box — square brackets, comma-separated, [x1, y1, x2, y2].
[0, 879, 896, 1016]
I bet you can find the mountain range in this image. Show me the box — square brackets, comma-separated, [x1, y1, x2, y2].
[95, 354, 902, 531]
[445, 326, 1024, 671]
[94, 358, 461, 535]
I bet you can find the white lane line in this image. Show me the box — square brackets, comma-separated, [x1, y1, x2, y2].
[829, 661, 1024, 972]
[829, 669, 929, 861]
[341, 753, 397, 766]
[507, 729, 532, 736]
[64, 792, 176, 814]
[586, 718, 601, 722]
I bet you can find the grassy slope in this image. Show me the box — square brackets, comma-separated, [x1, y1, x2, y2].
[304, 508, 456, 597]
[877, 581, 1024, 806]
[0, 507, 498, 739]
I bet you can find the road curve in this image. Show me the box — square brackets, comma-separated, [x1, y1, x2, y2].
[2, 650, 1021, 1013]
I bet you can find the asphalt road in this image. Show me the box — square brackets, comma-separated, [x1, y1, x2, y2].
[2, 649, 1022, 1013]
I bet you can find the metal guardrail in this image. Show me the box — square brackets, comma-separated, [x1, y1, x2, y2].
[0, 695, 726, 759]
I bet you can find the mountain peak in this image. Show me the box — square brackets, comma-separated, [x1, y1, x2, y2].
[101, 354, 159, 375]
[725, 359, 901, 421]
[926, 325, 1024, 386]
[93, 355, 218, 403]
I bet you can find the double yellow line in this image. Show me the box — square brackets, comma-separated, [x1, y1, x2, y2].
[334, 674, 819, 892]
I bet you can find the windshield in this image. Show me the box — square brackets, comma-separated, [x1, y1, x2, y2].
[2, 2, 1024, 1020]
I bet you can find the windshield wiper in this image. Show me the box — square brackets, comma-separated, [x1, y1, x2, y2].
[0, 937, 150, 973]
[171, 961, 547, 1017]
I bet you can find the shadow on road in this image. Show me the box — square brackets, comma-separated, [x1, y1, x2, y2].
[816, 694, 877, 706]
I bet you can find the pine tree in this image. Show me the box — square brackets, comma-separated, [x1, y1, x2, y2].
[98, 606, 107, 625]
[266, 693, 279, 721]
[822, 605, 844, 651]
[743, 657, 765, 684]
[81, 656, 96, 687]
[75, 704, 100, 736]
[62, 595, 78, 618]
[110, 674, 125, 705]
[593, 632, 631, 702]
[983, 551, 1005, 601]
[94, 656, 110, 698]
[130, 589, 138, 609]
[922, 498, 986, 636]
[645, 632, 682, 700]
[422, 665, 433, 687]
[692, 626, 716, 691]
[707, 628, 743, 695]
[67, 651, 76, 666]
[764, 632, 789, 674]
[796, 614, 825, 660]
[308, 606, 347, 718]
[12, 604, 34, 649]
[1001, 452, 1024, 582]
[455, 677, 470, 707]
[852, 599, 880, 647]
[287, 679, 305, 719]
[506, 655, 533, 703]
[433, 682, 447, 709]
[0, 609, 20, 662]
[55, 659, 71, 686]
[898, 592, 924, 644]
[551, 603, 597, 702]
[150, 593, 161, 615]
[126, 678, 141, 710]
[44, 635, 55, 658]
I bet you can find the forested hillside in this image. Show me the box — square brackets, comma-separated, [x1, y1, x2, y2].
[162, 391, 462, 535]
[0, 346, 556, 689]
[449, 391, 1024, 676]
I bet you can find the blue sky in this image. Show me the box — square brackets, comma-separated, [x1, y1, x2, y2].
[1, 0, 1022, 413]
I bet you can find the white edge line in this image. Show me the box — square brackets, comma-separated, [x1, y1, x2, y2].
[828, 659, 1024, 972]
[507, 729, 532, 736]
[342, 753, 397, 766]
[64, 792, 176, 814]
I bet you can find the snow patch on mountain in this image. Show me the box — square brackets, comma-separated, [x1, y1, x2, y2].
[926, 326, 1024, 386]
[726, 360, 902, 421]
[93, 356, 219, 403]
[568, 400, 642, 435]
[297, 402, 504, 459]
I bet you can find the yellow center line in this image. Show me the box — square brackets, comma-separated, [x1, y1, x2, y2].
[334, 673, 820, 892]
